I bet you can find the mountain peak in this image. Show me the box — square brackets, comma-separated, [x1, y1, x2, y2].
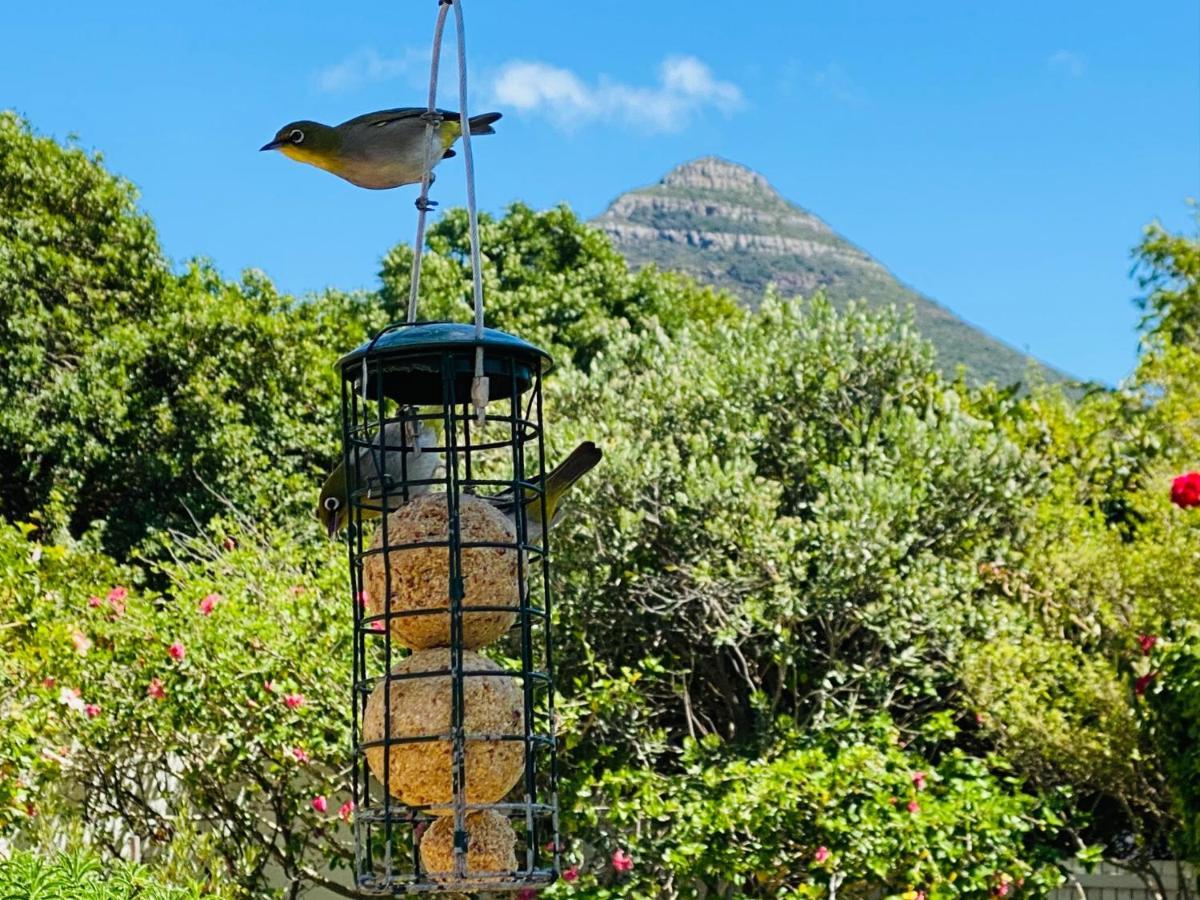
[593, 158, 1070, 387]
[660, 156, 775, 195]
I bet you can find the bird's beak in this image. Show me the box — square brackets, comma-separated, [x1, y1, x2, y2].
[260, 139, 284, 152]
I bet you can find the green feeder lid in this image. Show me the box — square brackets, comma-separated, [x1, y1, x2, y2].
[338, 322, 552, 406]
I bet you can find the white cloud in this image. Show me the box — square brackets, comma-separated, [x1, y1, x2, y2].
[1048, 50, 1086, 78]
[491, 56, 743, 133]
[315, 48, 426, 93]
[811, 62, 863, 105]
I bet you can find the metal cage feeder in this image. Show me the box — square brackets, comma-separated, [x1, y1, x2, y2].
[339, 322, 561, 894]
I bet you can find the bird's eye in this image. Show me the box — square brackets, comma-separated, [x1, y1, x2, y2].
[290, 129, 305, 144]
[324, 497, 340, 511]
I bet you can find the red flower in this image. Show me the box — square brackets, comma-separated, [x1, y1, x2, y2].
[88, 596, 102, 608]
[517, 891, 536, 900]
[814, 846, 830, 863]
[1171, 472, 1200, 508]
[291, 747, 310, 764]
[199, 594, 220, 616]
[168, 641, 186, 661]
[562, 866, 579, 882]
[84, 703, 101, 719]
[107, 586, 128, 603]
[311, 795, 327, 814]
[907, 800, 921, 814]
[338, 800, 355, 822]
[356, 591, 369, 609]
[147, 678, 166, 700]
[42, 677, 55, 689]
[285, 693, 305, 710]
[911, 770, 927, 790]
[611, 848, 633, 873]
[1138, 634, 1158, 655]
[1134, 672, 1157, 696]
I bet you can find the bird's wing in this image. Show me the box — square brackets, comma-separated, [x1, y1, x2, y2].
[338, 108, 464, 130]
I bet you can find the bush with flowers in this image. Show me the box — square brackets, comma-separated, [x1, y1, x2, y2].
[0, 518, 357, 896]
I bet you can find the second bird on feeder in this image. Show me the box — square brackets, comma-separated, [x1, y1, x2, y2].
[317, 437, 602, 542]
[260, 107, 501, 190]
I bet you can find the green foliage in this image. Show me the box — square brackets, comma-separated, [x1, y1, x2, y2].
[1143, 631, 1200, 862]
[0, 849, 211, 899]
[1136, 214, 1200, 351]
[379, 203, 740, 370]
[0, 112, 358, 556]
[554, 719, 1062, 898]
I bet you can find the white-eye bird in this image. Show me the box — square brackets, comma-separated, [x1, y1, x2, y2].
[486, 442, 603, 543]
[260, 108, 502, 190]
[317, 421, 442, 538]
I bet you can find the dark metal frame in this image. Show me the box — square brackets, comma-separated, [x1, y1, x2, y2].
[338, 321, 560, 894]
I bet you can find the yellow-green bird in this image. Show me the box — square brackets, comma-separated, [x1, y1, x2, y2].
[260, 108, 502, 190]
[487, 442, 603, 543]
[317, 421, 443, 538]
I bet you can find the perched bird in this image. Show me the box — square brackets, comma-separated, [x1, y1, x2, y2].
[318, 421, 442, 539]
[487, 442, 603, 543]
[260, 108, 502, 190]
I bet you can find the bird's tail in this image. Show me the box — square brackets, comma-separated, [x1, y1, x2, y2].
[467, 112, 502, 135]
[541, 441, 603, 517]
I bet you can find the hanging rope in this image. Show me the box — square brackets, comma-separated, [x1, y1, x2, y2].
[406, 0, 489, 425]
[405, 0, 450, 325]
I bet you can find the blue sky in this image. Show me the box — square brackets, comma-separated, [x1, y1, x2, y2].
[2, 1, 1197, 384]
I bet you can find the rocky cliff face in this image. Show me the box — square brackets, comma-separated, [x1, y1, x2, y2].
[594, 157, 1068, 386]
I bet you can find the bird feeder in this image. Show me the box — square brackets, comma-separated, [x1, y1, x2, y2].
[338, 321, 561, 894]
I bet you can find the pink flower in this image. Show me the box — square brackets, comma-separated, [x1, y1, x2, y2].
[368, 620, 385, 632]
[912, 770, 927, 790]
[84, 703, 101, 719]
[1138, 634, 1157, 655]
[147, 678, 166, 700]
[996, 883, 1010, 897]
[263, 680, 276, 693]
[907, 800, 921, 814]
[562, 866, 579, 882]
[291, 585, 305, 596]
[611, 848, 633, 873]
[198, 593, 220, 616]
[311, 795, 327, 813]
[70, 630, 92, 656]
[284, 693, 305, 710]
[356, 591, 369, 608]
[107, 586, 128, 603]
[517, 890, 536, 900]
[108, 595, 125, 617]
[1135, 672, 1157, 696]
[814, 846, 830, 863]
[87, 596, 102, 608]
[338, 800, 355, 822]
[916, 892, 927, 900]
[1171, 472, 1200, 509]
[291, 747, 310, 764]
[168, 641, 186, 661]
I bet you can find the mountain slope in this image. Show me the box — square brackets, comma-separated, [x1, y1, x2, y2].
[594, 157, 1069, 386]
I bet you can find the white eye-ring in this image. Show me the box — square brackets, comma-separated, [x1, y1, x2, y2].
[290, 129, 305, 144]
[324, 496, 340, 511]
